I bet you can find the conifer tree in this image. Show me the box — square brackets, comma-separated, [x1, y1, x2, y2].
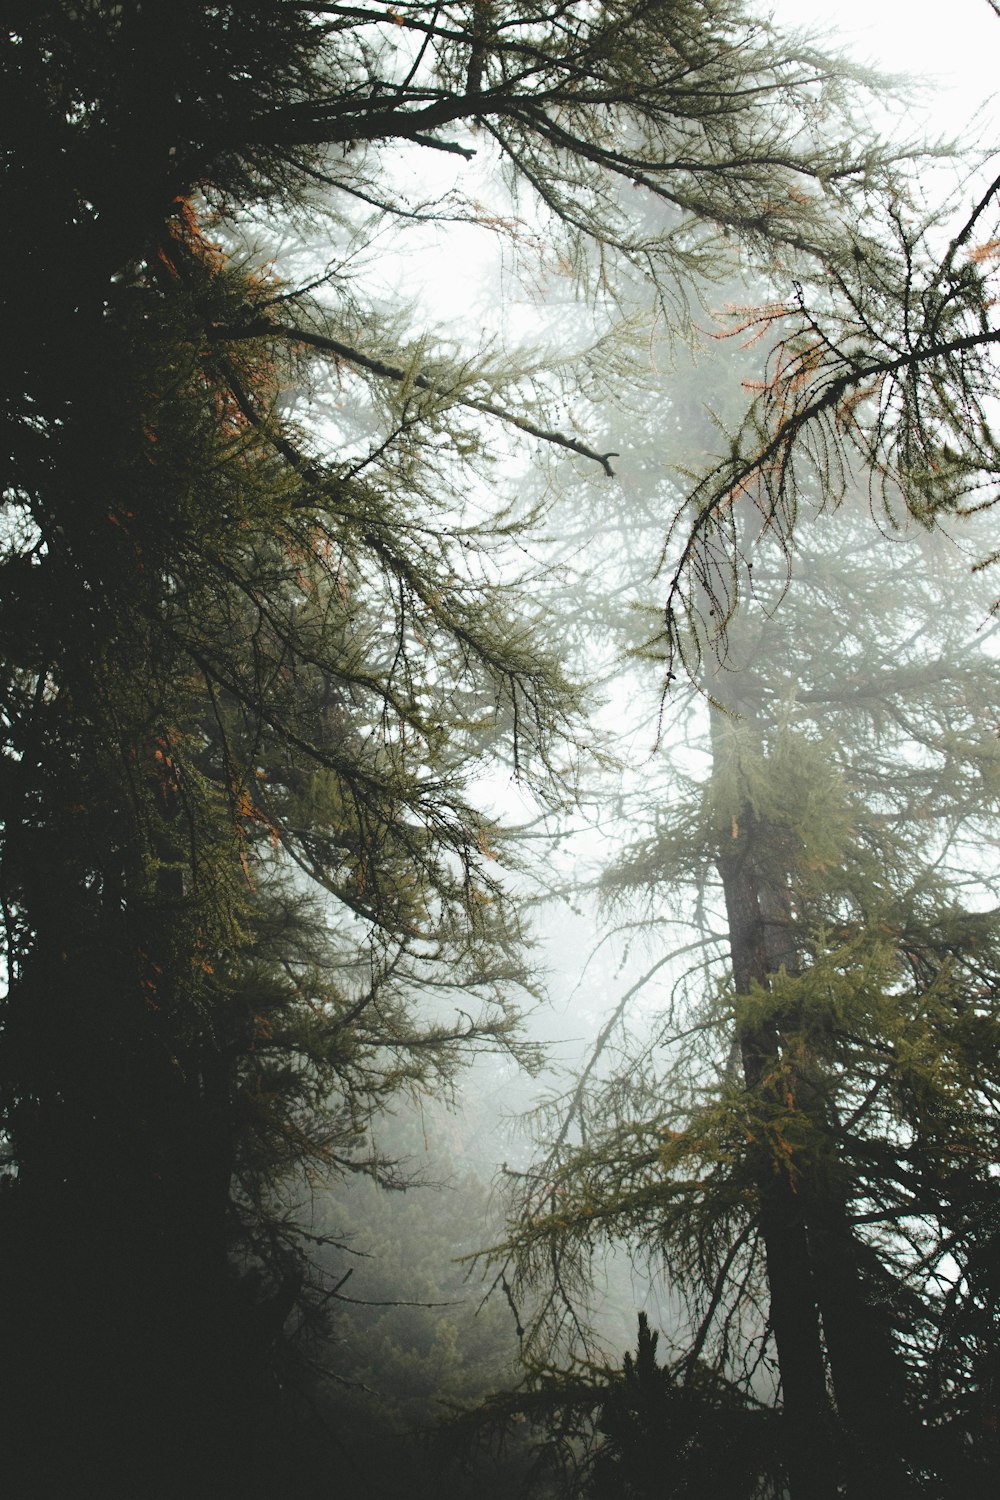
[590, 1313, 781, 1499]
[496, 497, 1000, 1498]
[1, 2, 924, 1488]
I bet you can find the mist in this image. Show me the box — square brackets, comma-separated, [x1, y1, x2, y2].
[4, 4, 1000, 1498]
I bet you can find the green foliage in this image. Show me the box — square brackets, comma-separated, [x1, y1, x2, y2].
[0, 0, 951, 1489]
[495, 495, 1000, 1496]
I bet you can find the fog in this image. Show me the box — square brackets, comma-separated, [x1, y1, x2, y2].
[233, 5, 1000, 1487]
[7, 5, 1000, 1497]
[293, 11, 1000, 1493]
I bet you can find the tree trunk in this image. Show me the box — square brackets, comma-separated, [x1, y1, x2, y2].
[709, 672, 916, 1498]
[713, 778, 839, 1500]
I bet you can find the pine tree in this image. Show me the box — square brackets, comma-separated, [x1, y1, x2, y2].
[0, 164, 565, 1495]
[496, 494, 1000, 1498]
[590, 1313, 781, 1499]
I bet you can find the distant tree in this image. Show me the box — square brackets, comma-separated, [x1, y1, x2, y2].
[284, 1101, 532, 1498]
[496, 494, 1000, 1498]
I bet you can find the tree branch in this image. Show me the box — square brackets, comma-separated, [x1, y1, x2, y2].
[224, 320, 620, 474]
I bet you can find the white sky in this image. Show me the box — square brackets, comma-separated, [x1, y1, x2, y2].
[777, 0, 998, 136]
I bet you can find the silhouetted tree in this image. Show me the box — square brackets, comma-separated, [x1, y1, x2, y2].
[590, 1314, 782, 1499]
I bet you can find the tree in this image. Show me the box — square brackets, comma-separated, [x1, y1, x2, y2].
[0, 2, 918, 1489]
[0, 142, 570, 1500]
[589, 1312, 782, 1499]
[495, 491, 1000, 1498]
[659, 13, 1000, 675]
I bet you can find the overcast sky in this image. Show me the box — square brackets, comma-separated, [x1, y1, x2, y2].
[779, 0, 998, 136]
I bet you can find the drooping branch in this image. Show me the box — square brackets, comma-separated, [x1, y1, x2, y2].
[661, 314, 1000, 681]
[221, 320, 620, 474]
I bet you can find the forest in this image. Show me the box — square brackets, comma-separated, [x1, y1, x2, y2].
[3, 2, 1000, 1496]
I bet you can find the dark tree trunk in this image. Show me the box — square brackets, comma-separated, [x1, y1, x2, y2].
[713, 780, 839, 1500]
[709, 668, 917, 1499]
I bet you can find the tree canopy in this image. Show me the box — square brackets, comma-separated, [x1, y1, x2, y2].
[0, 1, 987, 1491]
[660, 41, 1000, 675]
